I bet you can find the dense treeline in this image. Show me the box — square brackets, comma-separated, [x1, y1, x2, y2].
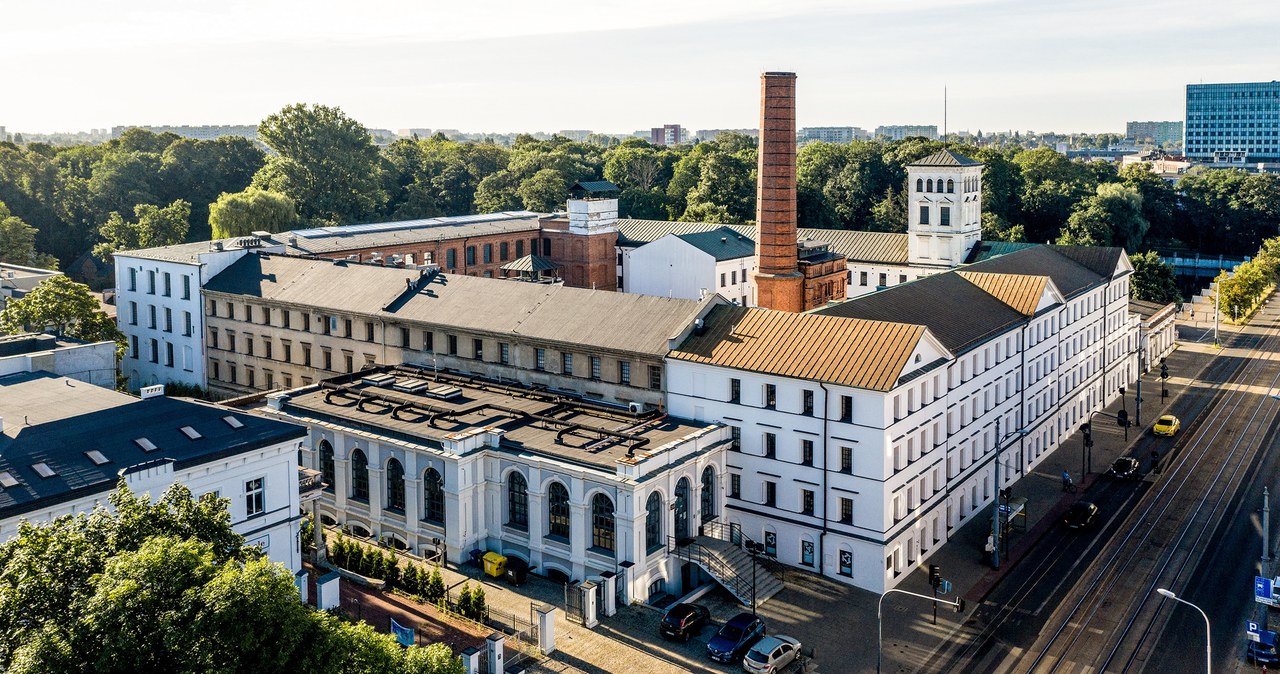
[1, 104, 1277, 287]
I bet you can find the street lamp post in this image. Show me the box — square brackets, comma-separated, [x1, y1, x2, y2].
[878, 588, 965, 674]
[991, 416, 1029, 569]
[745, 540, 760, 615]
[1155, 588, 1211, 674]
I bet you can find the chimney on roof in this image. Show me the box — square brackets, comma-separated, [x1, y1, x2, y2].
[753, 71, 804, 313]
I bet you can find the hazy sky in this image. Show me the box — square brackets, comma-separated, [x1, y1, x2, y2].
[4, 0, 1277, 134]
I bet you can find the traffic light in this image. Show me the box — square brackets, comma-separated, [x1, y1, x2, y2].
[999, 487, 1011, 501]
[929, 564, 941, 588]
[1082, 422, 1094, 448]
[1119, 386, 1126, 396]
[954, 598, 967, 613]
[1117, 409, 1130, 427]
[1161, 362, 1169, 379]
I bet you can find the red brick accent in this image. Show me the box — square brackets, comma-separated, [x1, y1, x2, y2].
[541, 216, 619, 291]
[754, 72, 803, 312]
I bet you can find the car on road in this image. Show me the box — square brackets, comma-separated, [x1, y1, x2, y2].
[743, 635, 801, 673]
[1247, 628, 1280, 665]
[707, 612, 766, 664]
[1107, 456, 1140, 479]
[659, 602, 711, 642]
[1153, 414, 1180, 437]
[1063, 501, 1099, 529]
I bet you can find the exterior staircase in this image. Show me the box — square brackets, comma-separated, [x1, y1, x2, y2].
[669, 522, 784, 608]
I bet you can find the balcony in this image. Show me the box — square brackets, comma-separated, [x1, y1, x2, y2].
[299, 467, 326, 502]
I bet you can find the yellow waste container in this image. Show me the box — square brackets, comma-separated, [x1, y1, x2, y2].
[482, 551, 507, 579]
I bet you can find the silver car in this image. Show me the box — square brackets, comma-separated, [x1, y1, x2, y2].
[743, 635, 801, 673]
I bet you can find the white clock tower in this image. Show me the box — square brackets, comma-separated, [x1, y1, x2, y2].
[906, 150, 984, 268]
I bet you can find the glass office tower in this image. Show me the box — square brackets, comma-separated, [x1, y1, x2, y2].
[1184, 81, 1280, 164]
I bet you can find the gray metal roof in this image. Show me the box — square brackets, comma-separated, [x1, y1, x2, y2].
[909, 149, 983, 167]
[964, 245, 1121, 299]
[676, 227, 756, 261]
[0, 372, 305, 518]
[617, 219, 908, 265]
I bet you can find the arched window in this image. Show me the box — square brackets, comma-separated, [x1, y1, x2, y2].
[926, 178, 934, 192]
[319, 440, 335, 492]
[350, 448, 369, 502]
[591, 493, 615, 553]
[507, 472, 528, 531]
[645, 492, 662, 551]
[701, 466, 716, 524]
[947, 179, 955, 193]
[423, 467, 444, 525]
[386, 457, 406, 511]
[547, 482, 570, 539]
[674, 477, 690, 540]
[916, 178, 923, 192]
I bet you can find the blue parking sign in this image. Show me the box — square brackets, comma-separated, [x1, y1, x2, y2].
[1257, 576, 1272, 599]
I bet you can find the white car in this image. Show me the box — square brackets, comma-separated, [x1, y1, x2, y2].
[743, 635, 801, 673]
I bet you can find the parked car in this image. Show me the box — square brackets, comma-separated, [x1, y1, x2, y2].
[659, 603, 711, 641]
[1153, 414, 1181, 437]
[1247, 628, 1280, 665]
[707, 612, 766, 664]
[1063, 501, 1099, 529]
[743, 635, 801, 673]
[1108, 456, 1140, 479]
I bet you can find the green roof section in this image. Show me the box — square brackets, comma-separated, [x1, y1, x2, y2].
[569, 180, 620, 197]
[909, 149, 983, 167]
[676, 227, 756, 261]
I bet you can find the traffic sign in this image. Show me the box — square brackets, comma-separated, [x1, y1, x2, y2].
[1256, 576, 1278, 606]
[1249, 621, 1262, 642]
[939, 579, 952, 595]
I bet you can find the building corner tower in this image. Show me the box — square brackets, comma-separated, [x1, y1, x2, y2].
[753, 72, 805, 313]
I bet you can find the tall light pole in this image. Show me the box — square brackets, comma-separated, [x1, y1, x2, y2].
[1155, 588, 1211, 674]
[878, 587, 965, 674]
[991, 416, 1029, 569]
[1214, 274, 1221, 347]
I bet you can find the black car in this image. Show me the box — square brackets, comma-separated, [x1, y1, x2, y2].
[659, 603, 711, 641]
[706, 612, 766, 663]
[1108, 456, 1140, 479]
[1063, 501, 1099, 529]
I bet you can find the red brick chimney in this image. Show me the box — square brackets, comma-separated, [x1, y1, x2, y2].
[753, 71, 804, 313]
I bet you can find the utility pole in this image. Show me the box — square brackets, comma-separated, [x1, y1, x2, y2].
[1215, 276, 1221, 347]
[992, 415, 1002, 569]
[1265, 487, 1272, 564]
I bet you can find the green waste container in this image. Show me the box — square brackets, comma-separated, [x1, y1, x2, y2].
[482, 551, 507, 579]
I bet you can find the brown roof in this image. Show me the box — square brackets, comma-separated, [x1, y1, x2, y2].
[670, 305, 925, 392]
[956, 271, 1049, 317]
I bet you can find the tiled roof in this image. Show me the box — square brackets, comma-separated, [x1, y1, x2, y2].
[676, 227, 756, 261]
[616, 219, 908, 265]
[909, 149, 983, 167]
[956, 271, 1049, 317]
[816, 272, 1027, 355]
[0, 372, 305, 518]
[670, 305, 926, 392]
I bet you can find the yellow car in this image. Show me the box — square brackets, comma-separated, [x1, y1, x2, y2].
[1153, 414, 1180, 437]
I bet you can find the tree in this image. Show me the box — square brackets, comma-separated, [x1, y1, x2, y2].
[0, 482, 466, 674]
[254, 103, 385, 225]
[93, 199, 191, 260]
[515, 168, 568, 212]
[209, 188, 299, 239]
[1056, 183, 1147, 250]
[0, 274, 122, 345]
[1129, 251, 1181, 304]
[0, 202, 58, 268]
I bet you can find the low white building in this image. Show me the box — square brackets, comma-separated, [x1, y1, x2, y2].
[0, 333, 117, 388]
[0, 372, 310, 572]
[0, 262, 61, 311]
[667, 243, 1138, 593]
[253, 366, 731, 605]
[624, 227, 756, 305]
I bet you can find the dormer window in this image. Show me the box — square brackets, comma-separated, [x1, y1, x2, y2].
[85, 450, 110, 465]
[0, 471, 17, 488]
[32, 462, 56, 478]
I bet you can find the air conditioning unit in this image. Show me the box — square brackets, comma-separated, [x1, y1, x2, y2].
[628, 401, 645, 415]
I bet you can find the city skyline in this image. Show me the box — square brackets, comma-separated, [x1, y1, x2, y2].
[3, 0, 1277, 134]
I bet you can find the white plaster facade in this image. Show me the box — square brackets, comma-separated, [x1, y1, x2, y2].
[624, 234, 755, 305]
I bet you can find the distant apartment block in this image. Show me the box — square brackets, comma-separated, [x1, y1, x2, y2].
[1184, 81, 1280, 164]
[111, 125, 258, 142]
[0, 126, 6, 142]
[875, 125, 938, 141]
[694, 129, 758, 142]
[650, 124, 686, 146]
[396, 128, 434, 138]
[798, 127, 868, 144]
[558, 130, 594, 142]
[1126, 120, 1183, 147]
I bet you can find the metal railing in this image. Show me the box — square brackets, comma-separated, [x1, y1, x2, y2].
[699, 520, 786, 583]
[298, 468, 326, 493]
[668, 535, 755, 606]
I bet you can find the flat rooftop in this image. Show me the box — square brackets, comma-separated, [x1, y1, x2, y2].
[261, 367, 716, 470]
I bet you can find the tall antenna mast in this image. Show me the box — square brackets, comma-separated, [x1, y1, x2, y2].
[944, 86, 948, 141]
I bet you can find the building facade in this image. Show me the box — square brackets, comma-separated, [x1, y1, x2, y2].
[0, 333, 117, 388]
[624, 227, 756, 305]
[1184, 81, 1280, 164]
[252, 367, 729, 604]
[798, 127, 866, 144]
[0, 372, 309, 573]
[1126, 120, 1184, 148]
[650, 124, 685, 146]
[875, 125, 939, 141]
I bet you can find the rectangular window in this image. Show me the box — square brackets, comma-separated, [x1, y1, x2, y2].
[649, 365, 662, 390]
[400, 327, 410, 348]
[225, 330, 235, 353]
[730, 426, 742, 451]
[473, 338, 484, 360]
[801, 439, 814, 466]
[302, 344, 311, 367]
[466, 246, 476, 265]
[344, 352, 353, 373]
[919, 205, 930, 225]
[731, 270, 738, 285]
[281, 310, 290, 329]
[182, 275, 191, 300]
[802, 489, 814, 515]
[302, 313, 311, 332]
[183, 311, 192, 336]
[483, 243, 493, 263]
[839, 549, 853, 577]
[148, 305, 157, 329]
[209, 329, 219, 350]
[128, 268, 137, 291]
[448, 335, 458, 355]
[619, 361, 631, 385]
[130, 335, 138, 359]
[282, 342, 292, 363]
[840, 395, 853, 421]
[860, 271, 868, 286]
[516, 240, 524, 257]
[244, 477, 265, 517]
[590, 356, 601, 381]
[535, 348, 546, 371]
[424, 331, 434, 352]
[228, 361, 237, 383]
[500, 343, 510, 365]
[764, 481, 776, 507]
[211, 360, 220, 380]
[763, 432, 776, 458]
[730, 474, 741, 498]
[764, 383, 776, 409]
[562, 352, 573, 375]
[164, 343, 175, 366]
[802, 389, 814, 416]
[899, 274, 907, 284]
[940, 206, 951, 226]
[147, 270, 156, 294]
[729, 378, 741, 403]
[320, 315, 331, 335]
[499, 241, 509, 261]
[720, 272, 726, 288]
[263, 338, 272, 359]
[264, 370, 273, 389]
[343, 319, 352, 337]
[801, 539, 814, 567]
[446, 248, 457, 269]
[246, 367, 255, 388]
[164, 307, 172, 332]
[840, 497, 853, 524]
[129, 301, 138, 325]
[841, 446, 853, 473]
[365, 322, 374, 342]
[879, 273, 887, 287]
[323, 349, 332, 371]
[162, 272, 171, 297]
[543, 238, 551, 256]
[245, 334, 254, 356]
